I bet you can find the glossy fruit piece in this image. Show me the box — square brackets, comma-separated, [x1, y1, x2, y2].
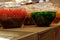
[26, 12, 31, 17]
[52, 10, 60, 24]
[0, 9, 13, 19]
[31, 11, 56, 26]
[8, 9, 15, 18]
[56, 10, 60, 19]
[20, 9, 27, 18]
[0, 9, 3, 19]
[9, 9, 26, 18]
[0, 9, 9, 19]
[3, 9, 10, 19]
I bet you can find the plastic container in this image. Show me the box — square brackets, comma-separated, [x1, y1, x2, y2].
[0, 2, 26, 28]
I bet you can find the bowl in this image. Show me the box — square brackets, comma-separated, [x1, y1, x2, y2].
[31, 11, 56, 27]
[0, 8, 26, 28]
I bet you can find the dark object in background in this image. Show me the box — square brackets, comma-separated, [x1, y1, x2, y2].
[12, 18, 24, 27]
[24, 17, 35, 25]
[0, 19, 17, 29]
[0, 18, 24, 29]
[32, 0, 39, 3]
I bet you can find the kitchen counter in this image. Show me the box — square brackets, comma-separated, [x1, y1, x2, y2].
[0, 24, 60, 40]
[0, 30, 37, 40]
[3, 23, 60, 34]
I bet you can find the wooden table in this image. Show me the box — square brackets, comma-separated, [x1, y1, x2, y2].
[1, 24, 60, 40]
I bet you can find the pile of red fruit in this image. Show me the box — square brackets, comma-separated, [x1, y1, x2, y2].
[0, 9, 26, 19]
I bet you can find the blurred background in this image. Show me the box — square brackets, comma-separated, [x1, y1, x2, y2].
[0, 0, 60, 7]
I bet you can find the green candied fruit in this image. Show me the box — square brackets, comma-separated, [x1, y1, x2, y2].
[31, 11, 56, 27]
